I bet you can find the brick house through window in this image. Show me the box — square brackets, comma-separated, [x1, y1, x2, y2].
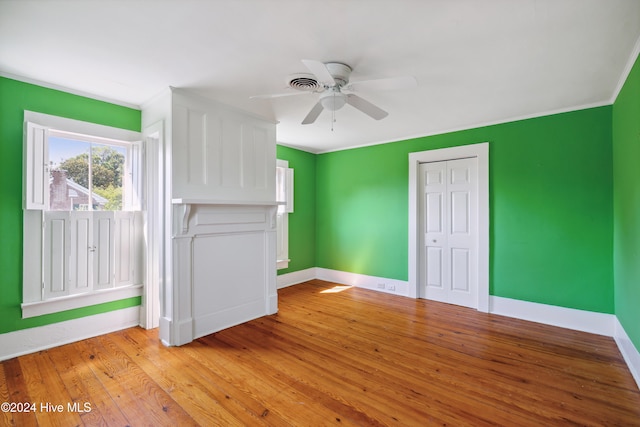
[49, 169, 107, 211]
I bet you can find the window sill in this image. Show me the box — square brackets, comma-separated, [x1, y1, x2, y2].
[21, 284, 143, 319]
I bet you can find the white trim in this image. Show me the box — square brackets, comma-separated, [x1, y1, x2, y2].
[0, 306, 140, 362]
[315, 268, 409, 296]
[21, 284, 143, 318]
[141, 120, 165, 330]
[277, 267, 318, 289]
[1, 72, 141, 110]
[276, 158, 292, 270]
[614, 318, 640, 390]
[408, 142, 489, 311]
[24, 110, 141, 142]
[276, 260, 290, 270]
[489, 296, 615, 336]
[610, 34, 640, 104]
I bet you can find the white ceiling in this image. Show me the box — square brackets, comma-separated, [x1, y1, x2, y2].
[1, 0, 639, 153]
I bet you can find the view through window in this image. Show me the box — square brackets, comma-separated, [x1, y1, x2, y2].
[48, 134, 127, 211]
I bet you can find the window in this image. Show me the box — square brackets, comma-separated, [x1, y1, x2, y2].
[48, 134, 126, 211]
[276, 160, 293, 269]
[22, 111, 144, 318]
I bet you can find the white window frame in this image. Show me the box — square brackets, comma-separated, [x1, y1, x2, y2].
[22, 111, 144, 318]
[276, 159, 294, 270]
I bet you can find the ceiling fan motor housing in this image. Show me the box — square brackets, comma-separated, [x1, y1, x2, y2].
[324, 62, 352, 87]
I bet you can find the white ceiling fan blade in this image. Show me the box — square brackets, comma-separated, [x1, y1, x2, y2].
[301, 59, 336, 86]
[345, 75, 417, 92]
[250, 91, 314, 100]
[345, 94, 388, 120]
[301, 101, 324, 125]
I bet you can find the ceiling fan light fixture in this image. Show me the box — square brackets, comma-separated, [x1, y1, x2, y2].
[319, 90, 346, 111]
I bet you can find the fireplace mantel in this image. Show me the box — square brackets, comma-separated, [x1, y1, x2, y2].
[143, 88, 279, 347]
[172, 199, 282, 235]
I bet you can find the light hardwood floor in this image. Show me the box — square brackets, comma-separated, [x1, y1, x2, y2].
[2, 279, 639, 426]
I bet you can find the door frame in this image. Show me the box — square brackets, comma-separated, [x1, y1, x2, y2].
[408, 142, 489, 312]
[141, 120, 164, 329]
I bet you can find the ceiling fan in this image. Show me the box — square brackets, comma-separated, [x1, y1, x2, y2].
[251, 59, 418, 125]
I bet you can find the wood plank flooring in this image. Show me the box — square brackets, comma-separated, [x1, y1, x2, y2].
[1, 279, 639, 426]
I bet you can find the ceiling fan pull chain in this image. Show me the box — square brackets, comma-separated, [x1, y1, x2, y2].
[331, 92, 336, 131]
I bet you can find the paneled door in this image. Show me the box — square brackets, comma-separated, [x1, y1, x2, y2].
[419, 157, 478, 308]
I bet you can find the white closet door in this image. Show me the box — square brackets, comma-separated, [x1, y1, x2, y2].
[420, 157, 478, 308]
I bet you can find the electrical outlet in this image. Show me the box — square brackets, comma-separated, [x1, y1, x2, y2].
[377, 283, 385, 289]
[386, 284, 396, 291]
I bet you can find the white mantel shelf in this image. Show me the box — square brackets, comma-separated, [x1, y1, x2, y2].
[172, 199, 282, 235]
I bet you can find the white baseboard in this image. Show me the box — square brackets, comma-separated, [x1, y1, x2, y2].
[277, 267, 318, 289]
[614, 318, 640, 390]
[0, 306, 140, 361]
[489, 296, 615, 336]
[315, 268, 409, 296]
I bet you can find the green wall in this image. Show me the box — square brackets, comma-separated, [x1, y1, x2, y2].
[276, 145, 317, 274]
[316, 107, 614, 314]
[613, 53, 640, 350]
[0, 77, 142, 335]
[2, 68, 633, 349]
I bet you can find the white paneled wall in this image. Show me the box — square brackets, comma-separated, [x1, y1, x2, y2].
[143, 88, 278, 346]
[171, 90, 276, 203]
